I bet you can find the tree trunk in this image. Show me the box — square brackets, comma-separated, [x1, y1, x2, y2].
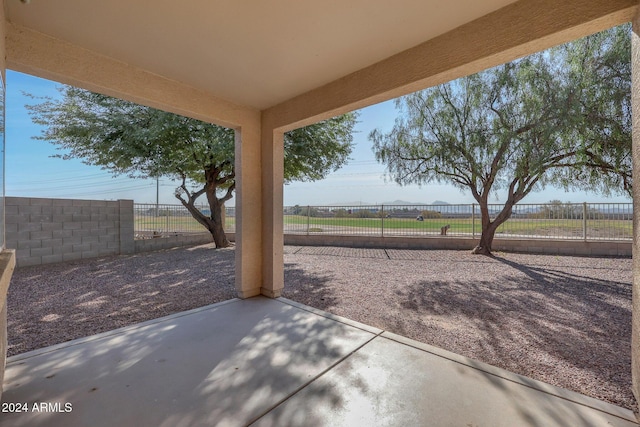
[471, 225, 498, 255]
[471, 197, 516, 256]
[174, 164, 234, 249]
[176, 191, 230, 249]
[206, 196, 230, 248]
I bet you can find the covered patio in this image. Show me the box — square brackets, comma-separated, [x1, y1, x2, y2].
[1, 0, 640, 425]
[1, 297, 638, 426]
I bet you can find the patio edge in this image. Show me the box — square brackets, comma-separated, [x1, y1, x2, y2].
[381, 330, 639, 424]
[7, 298, 241, 363]
[277, 297, 383, 334]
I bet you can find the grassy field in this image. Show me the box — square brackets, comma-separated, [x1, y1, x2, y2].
[282, 215, 632, 238]
[135, 214, 632, 239]
[136, 215, 237, 232]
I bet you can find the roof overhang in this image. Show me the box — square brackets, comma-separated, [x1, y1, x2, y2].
[5, 0, 637, 129]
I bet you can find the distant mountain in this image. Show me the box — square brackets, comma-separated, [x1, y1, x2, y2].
[381, 200, 427, 206]
[322, 200, 468, 207]
[325, 200, 430, 206]
[321, 200, 463, 207]
[325, 201, 373, 206]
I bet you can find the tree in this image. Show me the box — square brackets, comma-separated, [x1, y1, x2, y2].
[531, 200, 604, 220]
[553, 26, 631, 195]
[27, 87, 357, 248]
[533, 200, 580, 220]
[370, 25, 630, 255]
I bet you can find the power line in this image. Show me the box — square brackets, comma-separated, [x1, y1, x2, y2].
[347, 160, 379, 165]
[37, 184, 154, 198]
[9, 172, 119, 183]
[8, 179, 153, 191]
[329, 172, 384, 177]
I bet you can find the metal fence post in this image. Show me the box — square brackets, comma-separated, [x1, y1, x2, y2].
[472, 203, 476, 239]
[306, 205, 310, 235]
[381, 204, 384, 237]
[221, 204, 226, 231]
[583, 202, 587, 241]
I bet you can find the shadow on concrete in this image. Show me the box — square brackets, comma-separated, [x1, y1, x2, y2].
[2, 298, 373, 427]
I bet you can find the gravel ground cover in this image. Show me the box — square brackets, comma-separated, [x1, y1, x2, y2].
[8, 245, 236, 355]
[7, 244, 635, 411]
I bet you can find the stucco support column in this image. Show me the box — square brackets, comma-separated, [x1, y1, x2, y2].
[260, 128, 284, 298]
[234, 117, 263, 298]
[0, 1, 16, 403]
[632, 9, 640, 406]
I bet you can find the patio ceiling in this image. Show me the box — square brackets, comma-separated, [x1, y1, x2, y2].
[5, 0, 637, 128]
[5, 0, 518, 111]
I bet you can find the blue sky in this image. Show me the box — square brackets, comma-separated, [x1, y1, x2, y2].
[6, 70, 632, 207]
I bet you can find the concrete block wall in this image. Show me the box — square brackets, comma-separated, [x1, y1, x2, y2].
[134, 232, 215, 253]
[5, 197, 129, 267]
[283, 234, 632, 257]
[119, 200, 135, 255]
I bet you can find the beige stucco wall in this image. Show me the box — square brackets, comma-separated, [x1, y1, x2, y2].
[0, 0, 5, 81]
[260, 129, 284, 298]
[631, 10, 640, 406]
[0, 0, 16, 403]
[234, 118, 264, 298]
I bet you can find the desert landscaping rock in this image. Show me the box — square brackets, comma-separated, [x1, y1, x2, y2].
[7, 244, 634, 411]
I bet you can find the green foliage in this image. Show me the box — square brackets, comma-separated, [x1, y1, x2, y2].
[27, 88, 235, 183]
[27, 88, 240, 246]
[369, 25, 631, 253]
[528, 200, 605, 220]
[300, 206, 320, 217]
[333, 208, 349, 218]
[27, 87, 358, 185]
[284, 114, 358, 182]
[352, 209, 376, 218]
[531, 200, 581, 220]
[371, 26, 631, 199]
[290, 205, 303, 215]
[420, 210, 442, 219]
[552, 25, 631, 195]
[26, 87, 358, 246]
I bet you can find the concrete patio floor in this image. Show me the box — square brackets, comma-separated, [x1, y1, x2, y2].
[0, 297, 637, 427]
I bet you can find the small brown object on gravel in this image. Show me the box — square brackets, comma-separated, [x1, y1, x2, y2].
[7, 244, 635, 412]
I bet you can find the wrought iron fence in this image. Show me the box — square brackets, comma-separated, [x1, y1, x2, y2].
[134, 202, 632, 241]
[134, 203, 236, 239]
[283, 202, 632, 241]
